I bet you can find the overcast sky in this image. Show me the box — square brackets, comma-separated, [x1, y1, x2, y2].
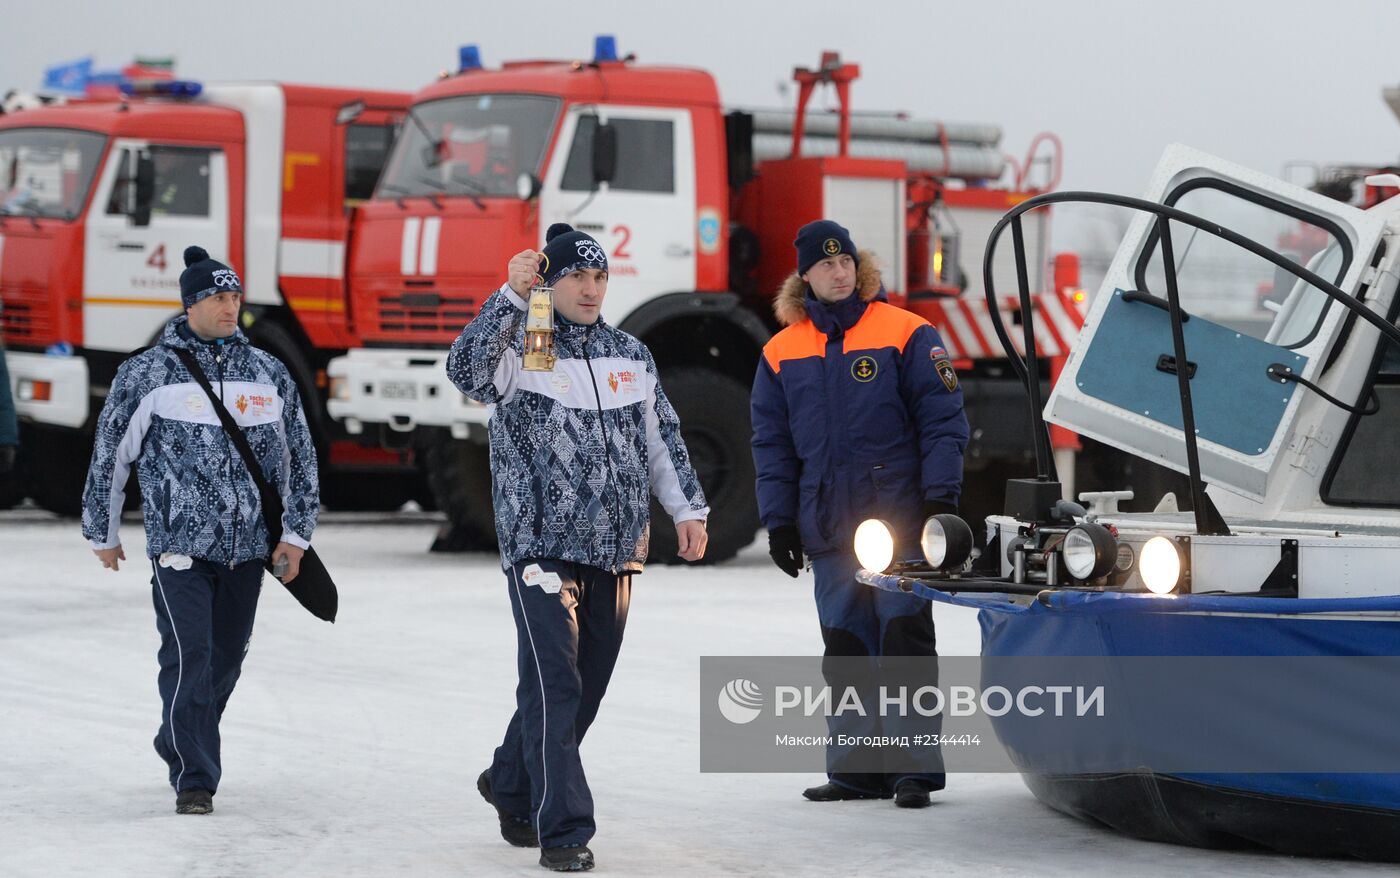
[6, 0, 1400, 249]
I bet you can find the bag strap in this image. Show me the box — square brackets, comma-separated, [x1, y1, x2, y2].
[171, 345, 285, 544]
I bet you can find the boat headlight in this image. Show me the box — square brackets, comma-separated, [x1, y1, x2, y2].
[1062, 522, 1117, 581]
[854, 519, 895, 573]
[920, 513, 973, 571]
[1140, 536, 1182, 595]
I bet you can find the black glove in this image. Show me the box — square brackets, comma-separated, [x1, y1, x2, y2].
[0, 445, 15, 475]
[923, 499, 957, 520]
[767, 524, 804, 578]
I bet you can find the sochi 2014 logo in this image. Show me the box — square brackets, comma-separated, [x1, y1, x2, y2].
[212, 268, 241, 289]
[575, 241, 606, 263]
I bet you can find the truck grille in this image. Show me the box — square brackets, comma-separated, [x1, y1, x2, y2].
[1, 292, 56, 346]
[371, 290, 478, 341]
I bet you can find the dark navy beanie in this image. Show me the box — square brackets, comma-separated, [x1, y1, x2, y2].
[179, 245, 243, 309]
[795, 219, 858, 276]
[538, 223, 608, 286]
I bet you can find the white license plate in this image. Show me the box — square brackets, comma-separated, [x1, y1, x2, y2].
[379, 381, 418, 400]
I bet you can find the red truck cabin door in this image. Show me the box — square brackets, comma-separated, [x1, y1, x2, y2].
[82, 140, 231, 351]
[537, 106, 697, 325]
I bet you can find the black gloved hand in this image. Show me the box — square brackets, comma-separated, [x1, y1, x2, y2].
[0, 445, 15, 475]
[767, 524, 804, 578]
[923, 499, 957, 520]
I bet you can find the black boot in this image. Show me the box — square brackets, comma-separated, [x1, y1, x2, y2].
[539, 844, 594, 872]
[477, 770, 539, 848]
[175, 788, 213, 815]
[802, 781, 888, 802]
[893, 779, 934, 809]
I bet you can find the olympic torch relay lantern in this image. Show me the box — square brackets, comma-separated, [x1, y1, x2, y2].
[523, 285, 557, 371]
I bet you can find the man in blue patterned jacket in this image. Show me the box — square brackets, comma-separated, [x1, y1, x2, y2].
[81, 246, 318, 816]
[448, 223, 708, 872]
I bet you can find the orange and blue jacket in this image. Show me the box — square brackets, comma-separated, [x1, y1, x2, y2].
[751, 261, 968, 557]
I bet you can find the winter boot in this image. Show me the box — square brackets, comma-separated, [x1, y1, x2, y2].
[175, 788, 213, 815]
[802, 781, 888, 801]
[893, 778, 934, 809]
[539, 844, 594, 871]
[477, 770, 539, 848]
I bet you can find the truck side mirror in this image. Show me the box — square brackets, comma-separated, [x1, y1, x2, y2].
[132, 151, 155, 227]
[725, 111, 754, 188]
[422, 140, 443, 169]
[516, 172, 542, 201]
[591, 120, 617, 187]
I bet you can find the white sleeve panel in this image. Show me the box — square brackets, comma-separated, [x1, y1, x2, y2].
[644, 374, 709, 524]
[97, 391, 157, 548]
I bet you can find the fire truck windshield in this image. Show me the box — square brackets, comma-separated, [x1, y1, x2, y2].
[0, 128, 107, 220]
[376, 94, 560, 199]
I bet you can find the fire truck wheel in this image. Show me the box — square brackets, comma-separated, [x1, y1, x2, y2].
[319, 471, 414, 512]
[0, 461, 25, 509]
[646, 368, 760, 565]
[424, 436, 498, 552]
[20, 424, 141, 517]
[245, 319, 327, 452]
[22, 424, 90, 517]
[411, 466, 439, 512]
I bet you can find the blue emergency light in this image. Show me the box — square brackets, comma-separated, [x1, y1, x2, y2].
[459, 44, 483, 72]
[119, 79, 203, 98]
[593, 35, 618, 63]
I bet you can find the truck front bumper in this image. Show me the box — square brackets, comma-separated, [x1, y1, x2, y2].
[7, 351, 89, 428]
[326, 348, 490, 438]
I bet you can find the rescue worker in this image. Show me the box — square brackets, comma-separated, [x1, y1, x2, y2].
[751, 219, 969, 808]
[448, 223, 709, 872]
[81, 246, 319, 815]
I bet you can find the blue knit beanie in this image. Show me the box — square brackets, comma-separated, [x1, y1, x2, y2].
[538, 223, 608, 286]
[794, 219, 858, 276]
[179, 245, 242, 309]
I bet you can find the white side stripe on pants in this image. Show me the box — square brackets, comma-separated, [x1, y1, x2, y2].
[152, 561, 189, 791]
[509, 567, 550, 831]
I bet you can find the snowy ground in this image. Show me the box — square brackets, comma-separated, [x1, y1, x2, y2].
[1, 509, 1392, 878]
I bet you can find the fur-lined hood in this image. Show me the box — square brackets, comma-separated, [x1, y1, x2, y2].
[773, 249, 883, 327]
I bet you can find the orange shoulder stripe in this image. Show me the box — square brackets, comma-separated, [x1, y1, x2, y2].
[843, 301, 927, 355]
[762, 321, 826, 373]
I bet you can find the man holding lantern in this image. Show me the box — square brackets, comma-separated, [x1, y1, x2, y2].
[447, 222, 709, 872]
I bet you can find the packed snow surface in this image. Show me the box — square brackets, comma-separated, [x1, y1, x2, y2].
[2, 510, 1391, 876]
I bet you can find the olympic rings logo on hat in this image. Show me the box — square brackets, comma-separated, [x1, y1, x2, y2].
[575, 241, 606, 263]
[212, 269, 241, 288]
[823, 238, 841, 256]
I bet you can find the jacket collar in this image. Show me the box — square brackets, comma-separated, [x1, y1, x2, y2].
[553, 312, 605, 352]
[805, 288, 869, 338]
[161, 315, 249, 354]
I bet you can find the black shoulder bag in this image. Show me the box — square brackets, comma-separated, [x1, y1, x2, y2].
[173, 346, 338, 622]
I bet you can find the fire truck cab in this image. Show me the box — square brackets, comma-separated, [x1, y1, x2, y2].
[0, 81, 409, 513]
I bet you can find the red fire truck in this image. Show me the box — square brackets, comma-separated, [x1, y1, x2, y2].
[326, 41, 1089, 562]
[0, 80, 413, 513]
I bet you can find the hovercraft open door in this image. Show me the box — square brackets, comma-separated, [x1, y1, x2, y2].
[1045, 144, 1388, 501]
